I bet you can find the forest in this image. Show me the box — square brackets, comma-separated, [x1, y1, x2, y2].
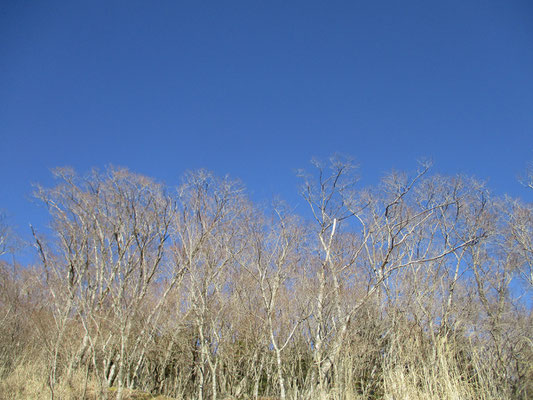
[0, 157, 531, 400]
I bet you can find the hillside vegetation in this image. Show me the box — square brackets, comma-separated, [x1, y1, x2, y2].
[0, 158, 531, 399]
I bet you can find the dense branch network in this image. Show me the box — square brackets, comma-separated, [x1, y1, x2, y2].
[0, 159, 532, 400]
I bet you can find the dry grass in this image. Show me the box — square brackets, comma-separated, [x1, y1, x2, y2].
[0, 362, 513, 400]
[0, 362, 176, 400]
[0, 361, 49, 400]
[381, 336, 505, 400]
[0, 335, 515, 400]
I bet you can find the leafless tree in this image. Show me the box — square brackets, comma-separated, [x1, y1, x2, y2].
[173, 170, 249, 400]
[237, 204, 307, 400]
[298, 157, 485, 396]
[522, 161, 533, 191]
[33, 167, 178, 400]
[0, 212, 20, 258]
[1, 159, 529, 400]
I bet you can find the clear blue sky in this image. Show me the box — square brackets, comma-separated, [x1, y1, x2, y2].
[1, 1, 533, 240]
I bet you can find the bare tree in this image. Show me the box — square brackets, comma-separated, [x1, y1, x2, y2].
[2, 159, 530, 400]
[298, 157, 483, 396]
[173, 170, 249, 400]
[33, 167, 178, 400]
[522, 161, 533, 191]
[237, 204, 307, 400]
[0, 214, 8, 258]
[0, 212, 19, 258]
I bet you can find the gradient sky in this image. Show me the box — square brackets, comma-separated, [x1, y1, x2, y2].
[1, 1, 533, 243]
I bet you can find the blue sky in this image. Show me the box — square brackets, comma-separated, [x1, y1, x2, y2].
[1, 0, 533, 241]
